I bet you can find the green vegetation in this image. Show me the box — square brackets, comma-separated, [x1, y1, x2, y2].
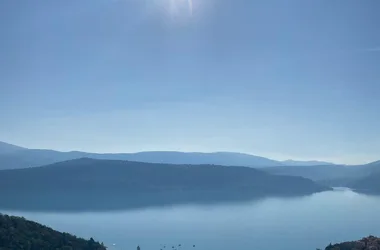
[0, 214, 106, 250]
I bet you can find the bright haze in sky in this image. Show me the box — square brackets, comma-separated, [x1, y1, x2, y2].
[1, 0, 379, 165]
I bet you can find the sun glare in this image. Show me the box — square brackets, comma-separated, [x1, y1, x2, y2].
[139, 0, 213, 24]
[187, 0, 193, 16]
[168, 0, 193, 17]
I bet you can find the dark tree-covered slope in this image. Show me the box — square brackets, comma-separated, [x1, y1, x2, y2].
[0, 213, 105, 250]
[0, 158, 331, 211]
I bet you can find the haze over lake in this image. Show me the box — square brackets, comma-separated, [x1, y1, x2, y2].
[3, 188, 380, 250]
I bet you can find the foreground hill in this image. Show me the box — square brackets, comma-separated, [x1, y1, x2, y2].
[0, 213, 105, 250]
[0, 158, 330, 211]
[325, 236, 380, 250]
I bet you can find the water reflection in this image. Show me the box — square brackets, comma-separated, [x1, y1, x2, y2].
[0, 189, 315, 212]
[2, 189, 380, 250]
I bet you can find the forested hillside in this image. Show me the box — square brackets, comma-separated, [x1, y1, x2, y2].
[0, 214, 106, 250]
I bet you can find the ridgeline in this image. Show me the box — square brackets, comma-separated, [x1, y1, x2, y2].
[324, 236, 380, 250]
[0, 158, 330, 211]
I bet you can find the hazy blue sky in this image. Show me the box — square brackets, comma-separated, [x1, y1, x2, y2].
[1, 0, 379, 164]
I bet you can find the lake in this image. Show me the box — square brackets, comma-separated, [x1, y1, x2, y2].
[2, 188, 380, 250]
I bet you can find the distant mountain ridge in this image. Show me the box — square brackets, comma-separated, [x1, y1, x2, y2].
[117, 151, 283, 167]
[264, 160, 380, 192]
[281, 159, 336, 166]
[349, 161, 380, 194]
[351, 172, 380, 194]
[2, 141, 380, 197]
[0, 141, 337, 170]
[0, 158, 331, 211]
[0, 141, 27, 154]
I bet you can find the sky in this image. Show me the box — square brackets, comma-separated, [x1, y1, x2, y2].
[1, 0, 379, 164]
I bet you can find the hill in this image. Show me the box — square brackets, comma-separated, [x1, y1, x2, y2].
[0, 144, 285, 170]
[263, 165, 360, 183]
[0, 149, 86, 170]
[325, 236, 380, 250]
[0, 141, 339, 170]
[263, 160, 380, 187]
[0, 213, 105, 250]
[114, 151, 282, 167]
[0, 158, 331, 211]
[350, 161, 380, 194]
[281, 159, 335, 166]
[351, 172, 380, 193]
[0, 141, 26, 155]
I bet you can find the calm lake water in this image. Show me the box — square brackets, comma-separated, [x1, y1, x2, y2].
[2, 188, 380, 250]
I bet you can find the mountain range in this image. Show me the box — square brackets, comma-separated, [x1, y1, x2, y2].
[1, 141, 379, 197]
[0, 157, 331, 211]
[0, 141, 335, 170]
